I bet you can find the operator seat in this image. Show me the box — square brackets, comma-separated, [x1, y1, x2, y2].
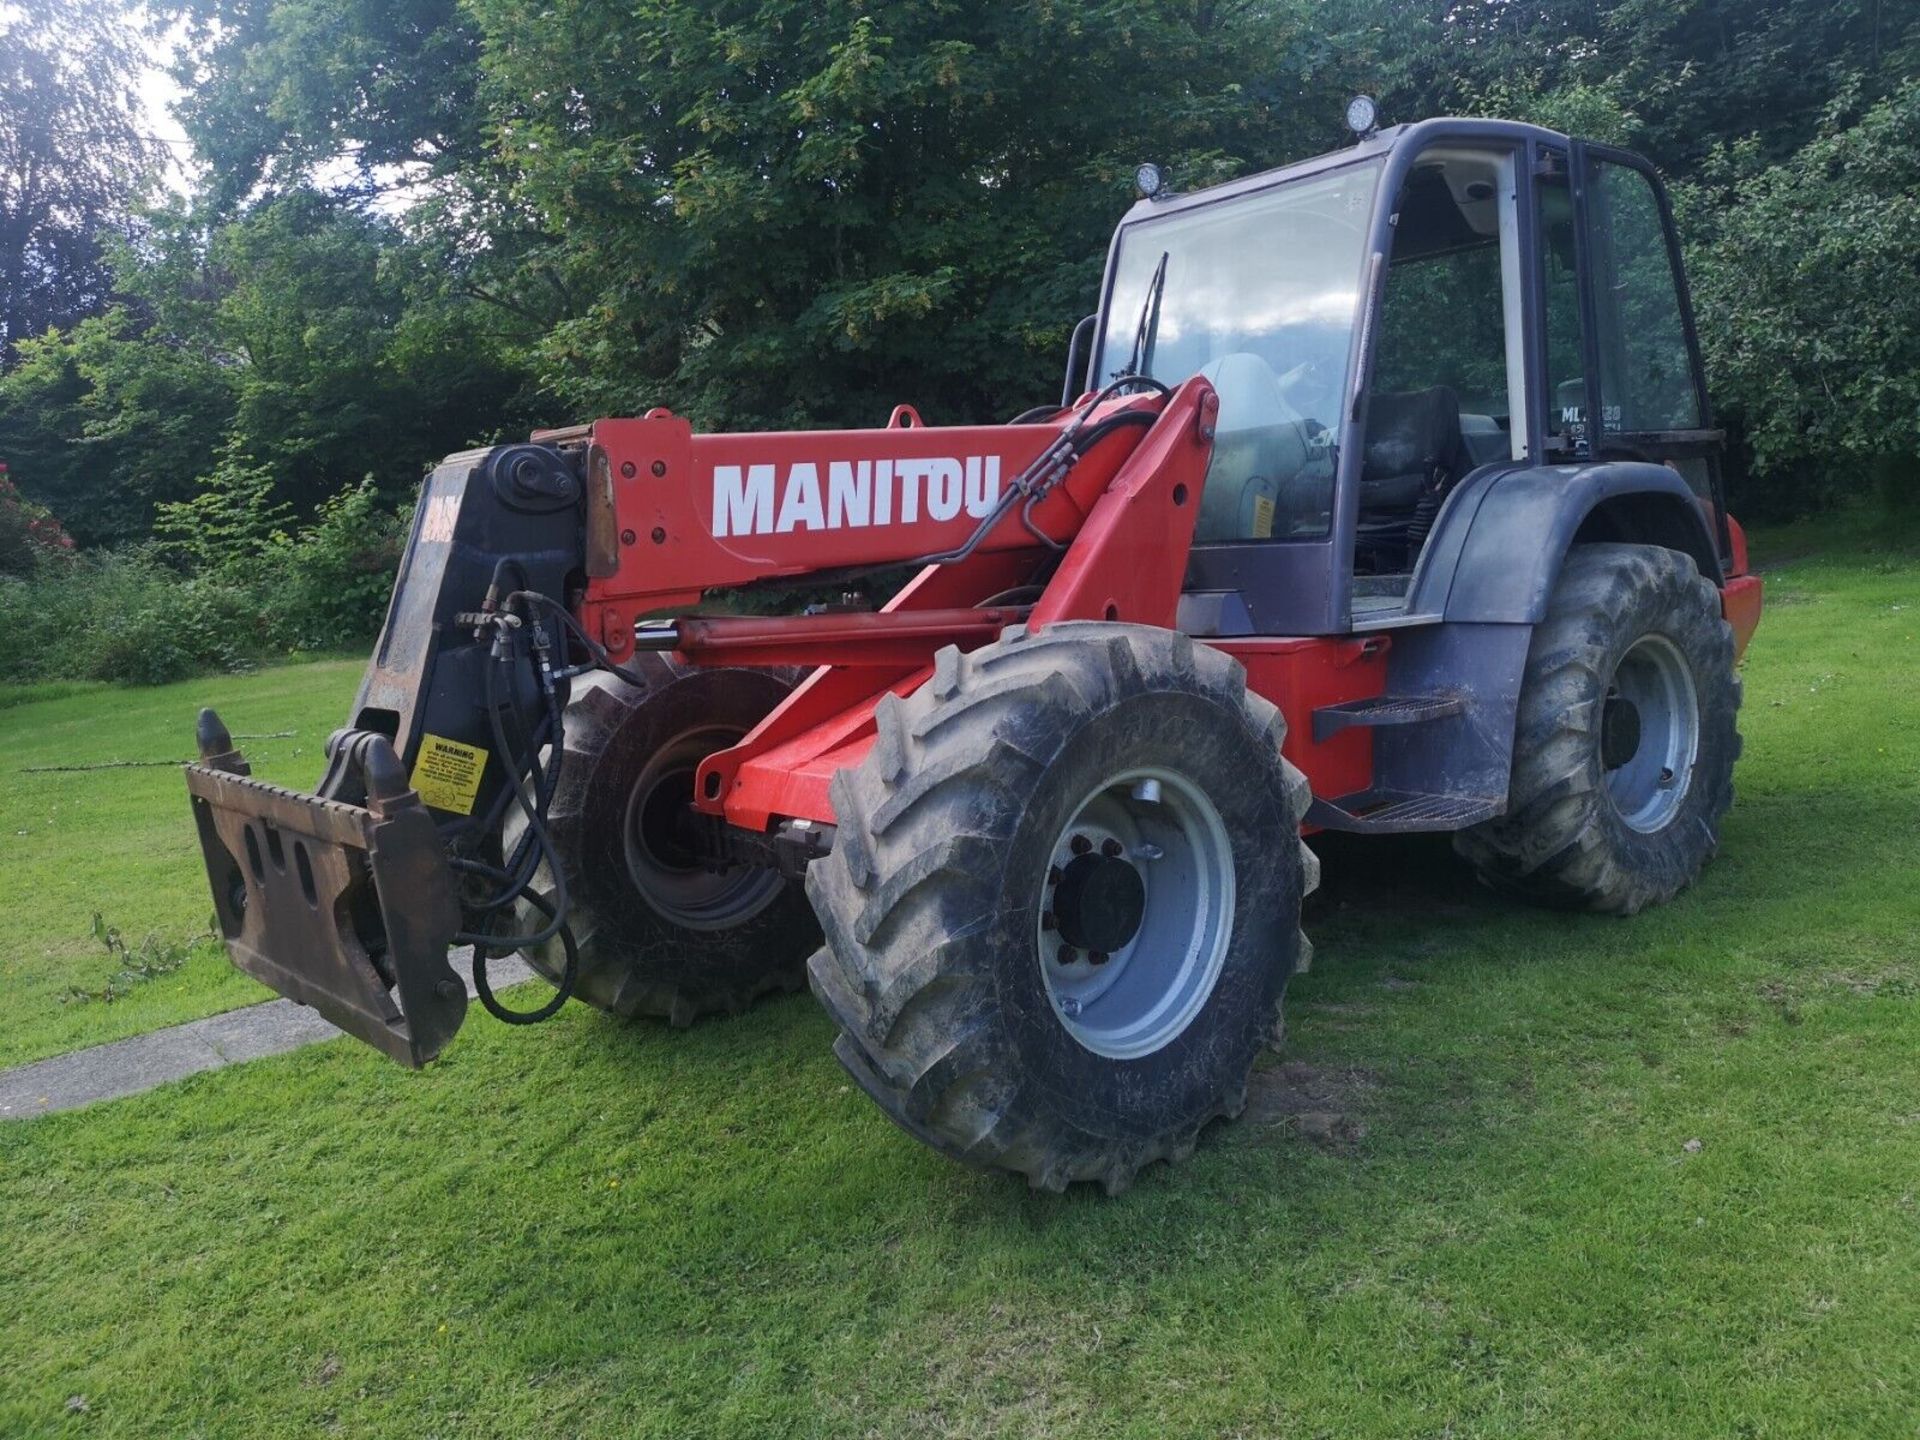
[1355, 385, 1476, 570]
[1359, 386, 1474, 510]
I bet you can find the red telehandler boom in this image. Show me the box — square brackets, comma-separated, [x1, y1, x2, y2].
[186, 116, 1761, 1192]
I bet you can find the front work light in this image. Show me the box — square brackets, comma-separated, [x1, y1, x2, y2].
[1345, 94, 1380, 139]
[1134, 162, 1166, 199]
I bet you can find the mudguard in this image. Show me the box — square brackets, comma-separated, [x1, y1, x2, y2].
[1407, 460, 1721, 623]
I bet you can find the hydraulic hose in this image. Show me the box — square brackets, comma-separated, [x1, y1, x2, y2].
[472, 885, 577, 1024]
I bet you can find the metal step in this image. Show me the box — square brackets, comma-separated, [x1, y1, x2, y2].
[1306, 788, 1501, 835]
[1312, 692, 1467, 742]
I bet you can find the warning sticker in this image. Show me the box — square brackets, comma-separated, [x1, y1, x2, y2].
[1251, 494, 1275, 539]
[411, 734, 488, 815]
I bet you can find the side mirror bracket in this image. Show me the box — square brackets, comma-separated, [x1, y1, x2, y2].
[1061, 313, 1098, 408]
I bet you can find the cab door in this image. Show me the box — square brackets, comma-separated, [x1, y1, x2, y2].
[1558, 140, 1731, 561]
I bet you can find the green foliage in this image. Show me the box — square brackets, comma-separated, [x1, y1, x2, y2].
[1687, 84, 1920, 515]
[2, 190, 538, 546]
[61, 913, 221, 1006]
[257, 479, 409, 649]
[0, 309, 241, 545]
[0, 548, 241, 686]
[0, 451, 404, 686]
[0, 0, 156, 364]
[153, 445, 292, 580]
[161, 0, 485, 207]
[464, 0, 1346, 429]
[3, 0, 1919, 617]
[45, 550, 256, 685]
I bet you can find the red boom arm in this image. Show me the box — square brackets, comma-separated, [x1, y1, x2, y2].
[573, 379, 1221, 831]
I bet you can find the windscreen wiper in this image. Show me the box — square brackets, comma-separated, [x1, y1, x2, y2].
[1121, 250, 1169, 380]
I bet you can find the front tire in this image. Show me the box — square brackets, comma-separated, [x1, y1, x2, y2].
[807, 622, 1317, 1193]
[1455, 543, 1741, 914]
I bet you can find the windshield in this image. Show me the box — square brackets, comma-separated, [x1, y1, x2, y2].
[1096, 159, 1382, 541]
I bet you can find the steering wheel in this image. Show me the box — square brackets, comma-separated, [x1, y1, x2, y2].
[1276, 358, 1320, 399]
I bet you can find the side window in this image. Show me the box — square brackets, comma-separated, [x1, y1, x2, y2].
[1586, 160, 1701, 433]
[1537, 169, 1590, 449]
[1370, 148, 1521, 461]
[1375, 243, 1508, 416]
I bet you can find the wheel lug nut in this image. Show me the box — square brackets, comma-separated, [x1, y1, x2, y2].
[1040, 910, 1057, 931]
[1057, 944, 1078, 964]
[1088, 950, 1109, 966]
[1100, 838, 1123, 858]
[1070, 834, 1092, 856]
[1060, 996, 1082, 1018]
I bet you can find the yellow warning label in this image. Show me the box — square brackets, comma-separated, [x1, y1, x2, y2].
[411, 734, 488, 815]
[1251, 494, 1275, 539]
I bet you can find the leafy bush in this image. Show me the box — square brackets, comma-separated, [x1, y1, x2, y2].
[1689, 83, 1920, 516]
[0, 548, 258, 686]
[153, 446, 292, 585]
[258, 479, 408, 650]
[0, 457, 407, 687]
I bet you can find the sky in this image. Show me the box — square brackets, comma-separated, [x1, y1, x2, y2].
[135, 13, 195, 193]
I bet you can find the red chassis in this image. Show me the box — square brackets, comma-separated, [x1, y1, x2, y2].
[571, 379, 1758, 839]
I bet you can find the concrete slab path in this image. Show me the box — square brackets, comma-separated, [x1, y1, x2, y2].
[0, 949, 533, 1120]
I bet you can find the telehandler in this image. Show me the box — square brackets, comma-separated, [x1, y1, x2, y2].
[186, 114, 1762, 1192]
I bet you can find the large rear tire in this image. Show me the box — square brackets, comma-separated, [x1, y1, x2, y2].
[807, 622, 1317, 1193]
[512, 661, 819, 1024]
[1454, 542, 1741, 914]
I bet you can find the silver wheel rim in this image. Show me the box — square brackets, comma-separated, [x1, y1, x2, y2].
[621, 725, 786, 930]
[1036, 766, 1236, 1060]
[1603, 634, 1700, 833]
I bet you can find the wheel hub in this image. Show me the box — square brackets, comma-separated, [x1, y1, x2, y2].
[1036, 766, 1235, 1060]
[621, 726, 786, 930]
[1600, 692, 1642, 769]
[1051, 851, 1147, 955]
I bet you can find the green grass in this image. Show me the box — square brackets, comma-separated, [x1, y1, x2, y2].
[0, 659, 362, 1067]
[1, 528, 1916, 1436]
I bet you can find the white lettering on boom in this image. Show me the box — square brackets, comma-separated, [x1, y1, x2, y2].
[712, 464, 776, 538]
[709, 455, 1005, 538]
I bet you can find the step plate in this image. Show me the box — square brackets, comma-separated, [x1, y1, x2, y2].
[1306, 789, 1501, 834]
[1313, 692, 1468, 742]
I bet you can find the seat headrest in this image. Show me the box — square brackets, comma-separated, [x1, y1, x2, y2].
[1362, 386, 1468, 483]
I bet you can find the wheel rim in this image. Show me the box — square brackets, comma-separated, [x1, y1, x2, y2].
[1036, 767, 1236, 1060]
[1601, 633, 1700, 833]
[621, 725, 786, 929]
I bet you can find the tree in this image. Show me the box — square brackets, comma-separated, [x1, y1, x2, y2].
[160, 0, 486, 208]
[0, 308, 238, 545]
[0, 0, 157, 366]
[1688, 83, 1920, 515]
[454, 0, 1346, 430]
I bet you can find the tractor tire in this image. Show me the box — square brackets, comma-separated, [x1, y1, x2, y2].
[806, 622, 1317, 1194]
[510, 660, 819, 1023]
[1454, 543, 1741, 915]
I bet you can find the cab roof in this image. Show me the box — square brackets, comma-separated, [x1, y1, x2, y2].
[1118, 117, 1579, 226]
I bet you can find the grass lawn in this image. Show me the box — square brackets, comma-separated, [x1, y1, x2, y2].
[1, 522, 1916, 1437]
[0, 659, 362, 1067]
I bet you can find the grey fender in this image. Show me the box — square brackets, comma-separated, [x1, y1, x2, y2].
[1406, 461, 1721, 624]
